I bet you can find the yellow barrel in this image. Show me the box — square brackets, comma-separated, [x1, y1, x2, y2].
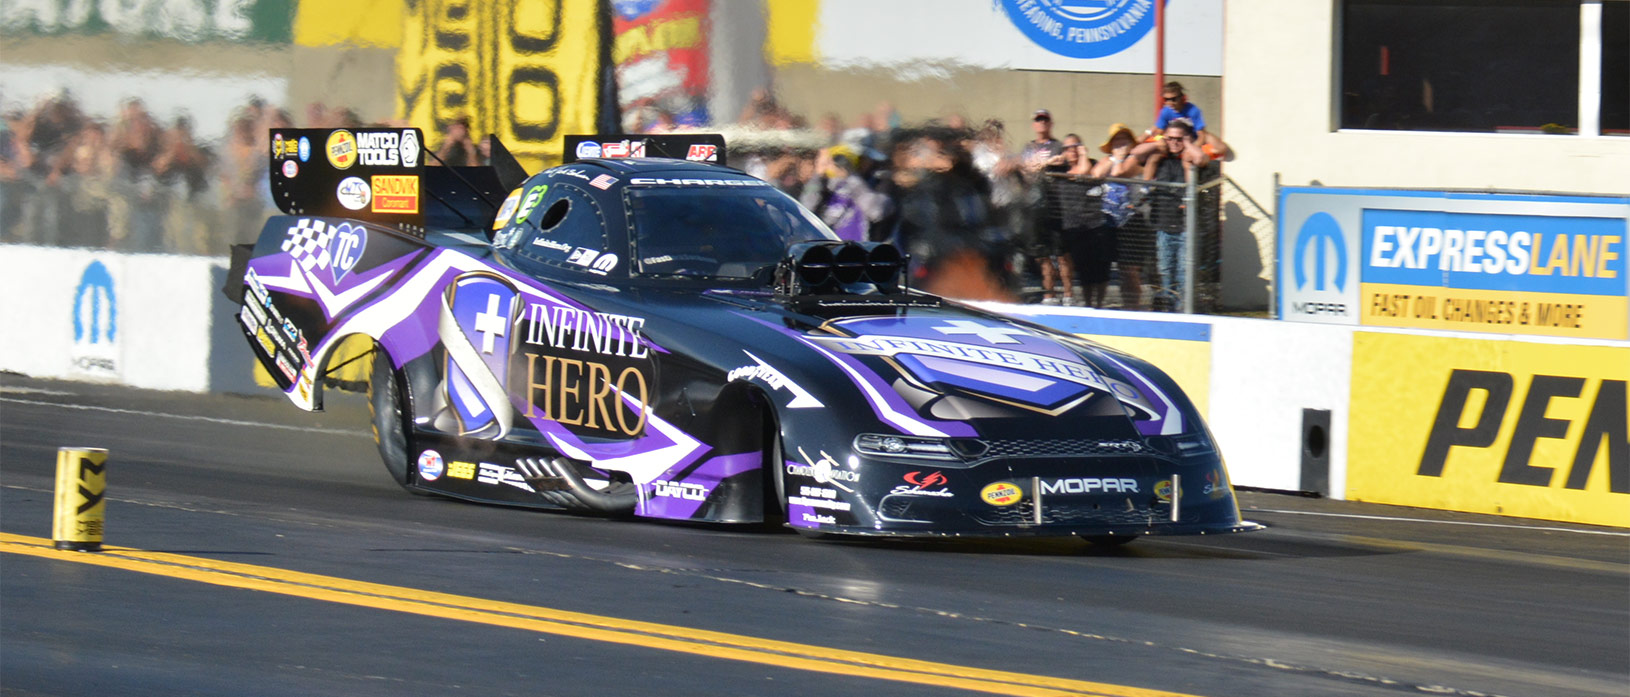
[52, 448, 108, 552]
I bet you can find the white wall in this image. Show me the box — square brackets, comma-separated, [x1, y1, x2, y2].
[0, 245, 217, 391]
[1219, 0, 1630, 308]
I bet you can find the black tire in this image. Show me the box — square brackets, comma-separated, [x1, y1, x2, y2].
[367, 347, 417, 491]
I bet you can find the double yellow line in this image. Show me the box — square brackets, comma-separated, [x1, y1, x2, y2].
[1, 532, 1201, 697]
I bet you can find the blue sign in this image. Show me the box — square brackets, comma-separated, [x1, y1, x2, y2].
[73, 261, 116, 344]
[1361, 209, 1626, 296]
[297, 136, 310, 162]
[999, 0, 1163, 60]
[1294, 212, 1347, 292]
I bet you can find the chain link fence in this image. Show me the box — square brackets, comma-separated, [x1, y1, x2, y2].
[1033, 169, 1223, 313]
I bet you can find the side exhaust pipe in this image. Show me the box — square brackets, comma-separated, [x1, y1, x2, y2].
[516, 457, 637, 516]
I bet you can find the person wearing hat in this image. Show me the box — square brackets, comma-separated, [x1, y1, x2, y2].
[1020, 109, 1073, 304]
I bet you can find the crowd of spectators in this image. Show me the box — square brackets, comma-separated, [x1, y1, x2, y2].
[704, 81, 1232, 310]
[3, 81, 1231, 310]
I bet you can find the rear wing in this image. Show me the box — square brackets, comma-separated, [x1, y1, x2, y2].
[269, 128, 531, 238]
[562, 133, 727, 165]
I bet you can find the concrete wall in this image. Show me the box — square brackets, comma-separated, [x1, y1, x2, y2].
[1218, 0, 1630, 309]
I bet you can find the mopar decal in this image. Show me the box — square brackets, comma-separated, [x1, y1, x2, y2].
[1039, 478, 1140, 495]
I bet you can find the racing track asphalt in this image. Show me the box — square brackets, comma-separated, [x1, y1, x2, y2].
[1, 374, 1626, 697]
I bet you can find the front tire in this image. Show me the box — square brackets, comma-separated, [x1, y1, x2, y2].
[367, 347, 417, 491]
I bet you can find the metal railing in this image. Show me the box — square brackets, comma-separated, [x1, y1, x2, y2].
[1037, 170, 1223, 313]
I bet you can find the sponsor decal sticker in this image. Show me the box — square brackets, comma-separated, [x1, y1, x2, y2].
[1154, 479, 1174, 502]
[515, 185, 548, 225]
[727, 351, 823, 408]
[281, 159, 298, 179]
[370, 175, 420, 214]
[272, 133, 285, 158]
[448, 461, 477, 479]
[357, 130, 402, 166]
[400, 129, 420, 167]
[576, 141, 602, 158]
[566, 247, 600, 267]
[298, 136, 311, 162]
[477, 462, 536, 492]
[493, 188, 523, 229]
[652, 479, 708, 501]
[239, 304, 259, 332]
[274, 353, 297, 381]
[685, 143, 717, 162]
[590, 174, 617, 190]
[336, 176, 371, 210]
[893, 470, 954, 498]
[417, 450, 445, 481]
[326, 129, 358, 169]
[1040, 477, 1140, 495]
[327, 222, 367, 283]
[981, 481, 1022, 506]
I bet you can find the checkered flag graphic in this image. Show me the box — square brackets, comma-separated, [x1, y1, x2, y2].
[280, 218, 333, 271]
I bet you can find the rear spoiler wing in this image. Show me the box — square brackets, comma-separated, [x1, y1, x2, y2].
[562, 133, 726, 165]
[269, 128, 530, 237]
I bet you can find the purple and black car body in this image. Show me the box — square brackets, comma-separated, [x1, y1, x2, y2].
[230, 129, 1259, 542]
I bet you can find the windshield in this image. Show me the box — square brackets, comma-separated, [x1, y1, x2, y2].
[628, 185, 838, 279]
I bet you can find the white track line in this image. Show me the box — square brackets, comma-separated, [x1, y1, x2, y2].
[1248, 508, 1630, 537]
[0, 397, 365, 437]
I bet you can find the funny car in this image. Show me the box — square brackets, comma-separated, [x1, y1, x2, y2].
[228, 128, 1259, 542]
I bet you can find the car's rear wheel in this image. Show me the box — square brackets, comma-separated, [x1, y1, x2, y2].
[367, 346, 421, 492]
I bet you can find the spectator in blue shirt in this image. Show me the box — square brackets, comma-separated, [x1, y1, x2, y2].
[1154, 81, 1205, 132]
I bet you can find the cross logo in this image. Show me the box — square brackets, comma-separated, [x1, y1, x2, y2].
[932, 320, 1030, 345]
[473, 293, 509, 354]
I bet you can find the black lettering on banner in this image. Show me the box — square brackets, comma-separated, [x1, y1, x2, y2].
[76, 486, 103, 515]
[508, 0, 562, 54]
[1565, 380, 1629, 493]
[1418, 370, 1513, 477]
[435, 0, 472, 50]
[508, 67, 561, 142]
[1498, 376, 1585, 486]
[434, 62, 470, 135]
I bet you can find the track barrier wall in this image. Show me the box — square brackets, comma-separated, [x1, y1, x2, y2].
[5, 244, 1624, 528]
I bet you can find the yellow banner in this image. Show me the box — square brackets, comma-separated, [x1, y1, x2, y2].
[1360, 282, 1629, 340]
[397, 0, 602, 172]
[1348, 332, 1629, 527]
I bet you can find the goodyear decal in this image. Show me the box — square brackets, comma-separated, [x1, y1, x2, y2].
[1348, 332, 1628, 527]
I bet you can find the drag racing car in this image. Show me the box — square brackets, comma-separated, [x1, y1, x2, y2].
[228, 128, 1259, 542]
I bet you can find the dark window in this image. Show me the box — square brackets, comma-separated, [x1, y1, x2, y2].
[628, 185, 836, 280]
[1340, 0, 1581, 133]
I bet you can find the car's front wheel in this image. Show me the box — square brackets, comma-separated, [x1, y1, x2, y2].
[367, 346, 419, 492]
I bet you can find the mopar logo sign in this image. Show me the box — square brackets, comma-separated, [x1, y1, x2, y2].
[999, 0, 1161, 59]
[1295, 212, 1347, 292]
[70, 260, 119, 377]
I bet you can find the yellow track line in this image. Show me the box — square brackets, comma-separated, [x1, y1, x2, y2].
[2, 533, 1202, 697]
